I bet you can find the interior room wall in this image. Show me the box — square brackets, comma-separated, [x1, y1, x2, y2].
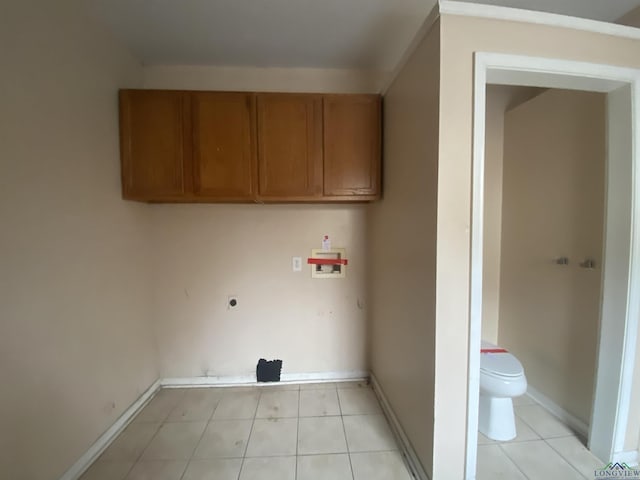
[483, 85, 543, 343]
[144, 65, 388, 93]
[368, 20, 440, 477]
[0, 1, 158, 479]
[438, 13, 640, 474]
[616, 6, 640, 27]
[143, 66, 376, 379]
[150, 204, 368, 378]
[499, 88, 605, 426]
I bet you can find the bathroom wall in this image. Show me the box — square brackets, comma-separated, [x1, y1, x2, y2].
[498, 88, 605, 425]
[498, 89, 606, 424]
[143, 66, 379, 379]
[483, 86, 543, 343]
[0, 1, 159, 479]
[437, 13, 640, 475]
[369, 20, 440, 477]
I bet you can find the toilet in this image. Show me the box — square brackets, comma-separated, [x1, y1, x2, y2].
[479, 341, 527, 441]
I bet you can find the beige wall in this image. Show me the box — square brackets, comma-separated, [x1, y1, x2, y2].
[0, 1, 159, 479]
[144, 65, 386, 93]
[438, 14, 640, 475]
[151, 204, 368, 378]
[369, 21, 440, 476]
[617, 6, 640, 27]
[499, 89, 605, 425]
[483, 86, 543, 343]
[143, 67, 375, 379]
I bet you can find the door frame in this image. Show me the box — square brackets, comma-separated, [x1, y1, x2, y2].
[466, 52, 640, 478]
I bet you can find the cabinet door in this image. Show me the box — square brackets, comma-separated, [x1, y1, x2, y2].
[191, 92, 257, 200]
[119, 90, 188, 200]
[323, 95, 381, 198]
[257, 94, 323, 199]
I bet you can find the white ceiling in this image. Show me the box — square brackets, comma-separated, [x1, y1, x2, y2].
[88, 0, 640, 71]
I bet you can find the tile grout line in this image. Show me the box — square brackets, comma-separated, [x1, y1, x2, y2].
[236, 386, 262, 480]
[175, 388, 220, 480]
[541, 437, 592, 480]
[336, 386, 357, 480]
[512, 408, 545, 440]
[497, 442, 533, 480]
[121, 388, 185, 480]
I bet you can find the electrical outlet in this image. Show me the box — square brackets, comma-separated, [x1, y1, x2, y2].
[227, 295, 238, 309]
[292, 256, 302, 272]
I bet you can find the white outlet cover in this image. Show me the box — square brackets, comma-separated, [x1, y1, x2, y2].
[292, 256, 302, 272]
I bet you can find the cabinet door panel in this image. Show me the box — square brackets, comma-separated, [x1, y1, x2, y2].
[120, 90, 187, 199]
[257, 94, 322, 198]
[323, 95, 381, 197]
[192, 92, 256, 199]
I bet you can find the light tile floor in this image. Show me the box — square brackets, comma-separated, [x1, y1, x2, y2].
[80, 381, 413, 480]
[477, 394, 604, 480]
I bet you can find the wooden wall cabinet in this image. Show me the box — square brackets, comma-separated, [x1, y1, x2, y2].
[191, 92, 257, 200]
[119, 89, 381, 203]
[257, 94, 323, 200]
[119, 90, 189, 200]
[323, 95, 381, 200]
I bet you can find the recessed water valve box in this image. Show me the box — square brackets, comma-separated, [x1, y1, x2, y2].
[308, 248, 347, 279]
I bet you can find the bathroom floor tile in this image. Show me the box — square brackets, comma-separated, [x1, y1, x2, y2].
[212, 391, 259, 420]
[501, 440, 584, 480]
[350, 451, 412, 480]
[298, 416, 348, 455]
[546, 436, 603, 478]
[476, 445, 526, 480]
[133, 390, 184, 423]
[100, 422, 160, 461]
[245, 418, 298, 457]
[338, 388, 381, 415]
[239, 456, 296, 480]
[255, 390, 299, 419]
[192, 419, 252, 459]
[80, 460, 134, 480]
[342, 415, 397, 452]
[297, 454, 353, 480]
[515, 404, 574, 438]
[299, 389, 341, 417]
[506, 416, 541, 443]
[166, 388, 221, 422]
[300, 382, 338, 390]
[125, 460, 187, 480]
[181, 458, 243, 480]
[478, 432, 496, 445]
[142, 421, 207, 460]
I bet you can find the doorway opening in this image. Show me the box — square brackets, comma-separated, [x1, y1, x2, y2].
[466, 53, 640, 479]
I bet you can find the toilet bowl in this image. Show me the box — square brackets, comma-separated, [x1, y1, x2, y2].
[479, 341, 527, 441]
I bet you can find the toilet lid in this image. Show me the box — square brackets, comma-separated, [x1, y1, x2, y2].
[480, 343, 524, 377]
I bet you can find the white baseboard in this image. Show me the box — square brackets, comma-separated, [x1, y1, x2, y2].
[60, 379, 161, 480]
[371, 374, 430, 480]
[612, 449, 639, 466]
[525, 385, 589, 439]
[161, 370, 369, 388]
